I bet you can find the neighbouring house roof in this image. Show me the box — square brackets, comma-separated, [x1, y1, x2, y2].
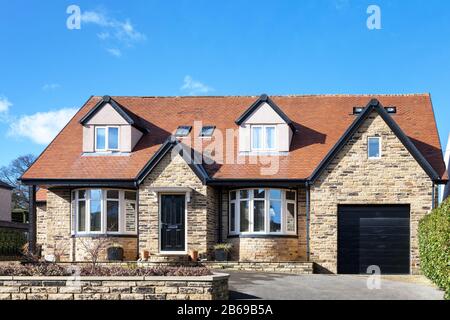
[21, 94, 448, 184]
[36, 188, 47, 203]
[0, 181, 14, 190]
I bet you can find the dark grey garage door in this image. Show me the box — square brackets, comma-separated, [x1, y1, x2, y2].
[338, 205, 410, 275]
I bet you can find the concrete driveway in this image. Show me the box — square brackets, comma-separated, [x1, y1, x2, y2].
[226, 271, 444, 300]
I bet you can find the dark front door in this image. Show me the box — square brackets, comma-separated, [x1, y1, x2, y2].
[338, 205, 410, 275]
[160, 195, 186, 252]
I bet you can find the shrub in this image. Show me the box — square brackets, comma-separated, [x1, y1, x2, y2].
[0, 264, 212, 277]
[418, 198, 450, 299]
[0, 228, 27, 257]
[213, 243, 233, 252]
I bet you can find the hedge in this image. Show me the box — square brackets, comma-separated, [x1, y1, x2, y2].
[0, 228, 27, 257]
[418, 198, 450, 299]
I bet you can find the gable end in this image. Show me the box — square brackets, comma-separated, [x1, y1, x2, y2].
[309, 99, 441, 183]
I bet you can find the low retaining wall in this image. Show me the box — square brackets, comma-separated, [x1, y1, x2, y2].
[0, 273, 229, 300]
[202, 261, 314, 274]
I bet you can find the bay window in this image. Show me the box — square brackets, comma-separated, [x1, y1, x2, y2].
[71, 189, 137, 235]
[229, 188, 297, 235]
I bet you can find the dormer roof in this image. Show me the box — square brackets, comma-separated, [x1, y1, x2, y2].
[79, 95, 148, 133]
[235, 94, 296, 131]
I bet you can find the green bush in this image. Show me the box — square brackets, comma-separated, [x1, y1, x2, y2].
[0, 228, 27, 257]
[419, 198, 450, 300]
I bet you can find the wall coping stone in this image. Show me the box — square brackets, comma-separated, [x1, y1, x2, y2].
[0, 273, 229, 282]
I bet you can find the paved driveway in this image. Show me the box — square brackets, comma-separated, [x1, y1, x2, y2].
[226, 271, 444, 300]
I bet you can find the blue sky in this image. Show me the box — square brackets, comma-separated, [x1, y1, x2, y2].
[0, 0, 449, 167]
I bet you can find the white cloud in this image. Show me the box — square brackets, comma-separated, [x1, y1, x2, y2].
[80, 10, 146, 47]
[0, 96, 12, 113]
[9, 108, 77, 145]
[181, 76, 214, 96]
[42, 83, 61, 91]
[97, 32, 110, 40]
[106, 48, 122, 57]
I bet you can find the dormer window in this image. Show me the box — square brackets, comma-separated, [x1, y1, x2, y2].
[175, 126, 192, 137]
[251, 125, 277, 151]
[95, 126, 120, 152]
[200, 126, 215, 137]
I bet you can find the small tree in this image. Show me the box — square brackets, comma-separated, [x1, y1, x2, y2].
[79, 238, 109, 270]
[0, 154, 36, 211]
[53, 240, 68, 262]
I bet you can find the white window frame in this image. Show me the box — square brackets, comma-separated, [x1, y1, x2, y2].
[229, 192, 238, 235]
[250, 125, 277, 152]
[368, 136, 382, 160]
[95, 126, 120, 152]
[71, 189, 137, 236]
[229, 188, 297, 236]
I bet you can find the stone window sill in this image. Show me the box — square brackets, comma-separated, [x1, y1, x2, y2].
[227, 234, 298, 239]
[71, 234, 138, 239]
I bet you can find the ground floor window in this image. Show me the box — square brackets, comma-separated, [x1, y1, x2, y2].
[71, 189, 137, 235]
[229, 188, 297, 235]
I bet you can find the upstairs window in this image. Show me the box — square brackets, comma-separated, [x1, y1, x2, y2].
[200, 126, 215, 137]
[95, 126, 119, 151]
[175, 126, 192, 137]
[251, 125, 277, 151]
[368, 137, 381, 159]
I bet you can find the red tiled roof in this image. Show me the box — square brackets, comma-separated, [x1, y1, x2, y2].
[22, 94, 447, 181]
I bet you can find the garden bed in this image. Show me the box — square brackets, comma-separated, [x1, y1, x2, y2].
[0, 264, 228, 300]
[0, 263, 212, 277]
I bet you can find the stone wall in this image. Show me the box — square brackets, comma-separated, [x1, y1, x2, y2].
[222, 188, 308, 262]
[310, 111, 434, 274]
[0, 274, 229, 300]
[201, 261, 313, 274]
[138, 152, 218, 259]
[36, 202, 47, 255]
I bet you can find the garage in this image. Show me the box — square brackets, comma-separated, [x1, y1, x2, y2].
[338, 205, 410, 275]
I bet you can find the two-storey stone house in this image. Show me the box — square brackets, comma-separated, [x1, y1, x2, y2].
[21, 94, 448, 274]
